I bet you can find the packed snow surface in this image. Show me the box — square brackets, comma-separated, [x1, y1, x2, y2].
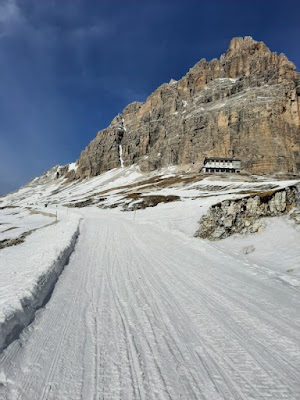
[0, 167, 299, 399]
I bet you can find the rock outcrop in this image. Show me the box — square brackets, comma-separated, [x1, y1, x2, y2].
[195, 184, 300, 240]
[75, 37, 300, 178]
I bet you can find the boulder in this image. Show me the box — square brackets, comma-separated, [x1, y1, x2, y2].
[242, 245, 255, 254]
[195, 184, 300, 240]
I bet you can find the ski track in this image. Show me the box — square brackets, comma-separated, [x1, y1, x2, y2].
[0, 210, 300, 400]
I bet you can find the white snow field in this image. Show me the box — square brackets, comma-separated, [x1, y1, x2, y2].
[0, 208, 54, 242]
[0, 167, 299, 399]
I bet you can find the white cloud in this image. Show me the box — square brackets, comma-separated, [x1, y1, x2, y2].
[0, 0, 25, 40]
[0, 0, 21, 23]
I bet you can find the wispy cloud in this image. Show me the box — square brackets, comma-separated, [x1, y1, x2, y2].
[0, 0, 23, 40]
[0, 0, 20, 23]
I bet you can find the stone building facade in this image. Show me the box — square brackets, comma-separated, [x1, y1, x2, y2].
[202, 157, 241, 173]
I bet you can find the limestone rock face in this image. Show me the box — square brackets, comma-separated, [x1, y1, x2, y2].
[76, 37, 300, 178]
[195, 184, 300, 240]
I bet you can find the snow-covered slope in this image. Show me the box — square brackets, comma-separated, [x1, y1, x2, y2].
[0, 166, 300, 399]
[1, 207, 300, 399]
[1, 164, 298, 212]
[1, 164, 299, 257]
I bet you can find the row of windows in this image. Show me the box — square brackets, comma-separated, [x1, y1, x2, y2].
[205, 168, 240, 173]
[206, 162, 233, 165]
[206, 160, 233, 164]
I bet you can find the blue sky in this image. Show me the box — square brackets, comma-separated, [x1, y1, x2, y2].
[0, 0, 299, 195]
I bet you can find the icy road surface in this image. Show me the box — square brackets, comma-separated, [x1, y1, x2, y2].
[0, 209, 300, 400]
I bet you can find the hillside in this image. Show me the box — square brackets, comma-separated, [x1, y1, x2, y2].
[66, 36, 300, 179]
[1, 166, 300, 399]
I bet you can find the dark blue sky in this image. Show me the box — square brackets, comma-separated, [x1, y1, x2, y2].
[0, 0, 299, 195]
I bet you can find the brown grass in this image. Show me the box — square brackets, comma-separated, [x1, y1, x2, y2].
[0, 220, 57, 250]
[27, 208, 56, 218]
[2, 226, 18, 233]
[90, 173, 205, 198]
[66, 198, 94, 208]
[124, 194, 180, 211]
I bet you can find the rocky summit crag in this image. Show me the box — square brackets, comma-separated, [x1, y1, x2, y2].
[72, 37, 300, 180]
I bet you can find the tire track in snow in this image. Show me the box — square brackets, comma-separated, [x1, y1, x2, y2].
[107, 230, 147, 400]
[119, 222, 300, 399]
[0, 213, 299, 399]
[120, 224, 246, 400]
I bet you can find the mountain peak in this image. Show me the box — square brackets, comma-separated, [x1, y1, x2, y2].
[73, 37, 300, 179]
[225, 36, 269, 58]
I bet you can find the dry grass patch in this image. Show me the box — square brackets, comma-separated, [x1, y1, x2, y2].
[123, 194, 181, 211]
[66, 198, 94, 208]
[2, 226, 18, 233]
[0, 221, 57, 250]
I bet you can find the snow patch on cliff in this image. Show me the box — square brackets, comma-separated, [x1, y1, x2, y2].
[68, 162, 78, 172]
[119, 145, 124, 168]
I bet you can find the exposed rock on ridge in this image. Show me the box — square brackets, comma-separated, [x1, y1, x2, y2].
[76, 37, 300, 178]
[195, 184, 300, 240]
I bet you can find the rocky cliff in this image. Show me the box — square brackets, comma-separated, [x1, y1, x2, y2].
[75, 37, 300, 178]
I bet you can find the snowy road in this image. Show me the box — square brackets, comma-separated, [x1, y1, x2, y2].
[1, 210, 300, 399]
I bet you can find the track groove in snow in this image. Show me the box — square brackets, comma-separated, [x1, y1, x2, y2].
[0, 210, 299, 399]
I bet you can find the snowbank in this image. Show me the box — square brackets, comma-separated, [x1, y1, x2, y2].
[0, 210, 81, 352]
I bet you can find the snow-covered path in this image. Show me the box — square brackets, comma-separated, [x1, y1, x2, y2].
[1, 210, 300, 400]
